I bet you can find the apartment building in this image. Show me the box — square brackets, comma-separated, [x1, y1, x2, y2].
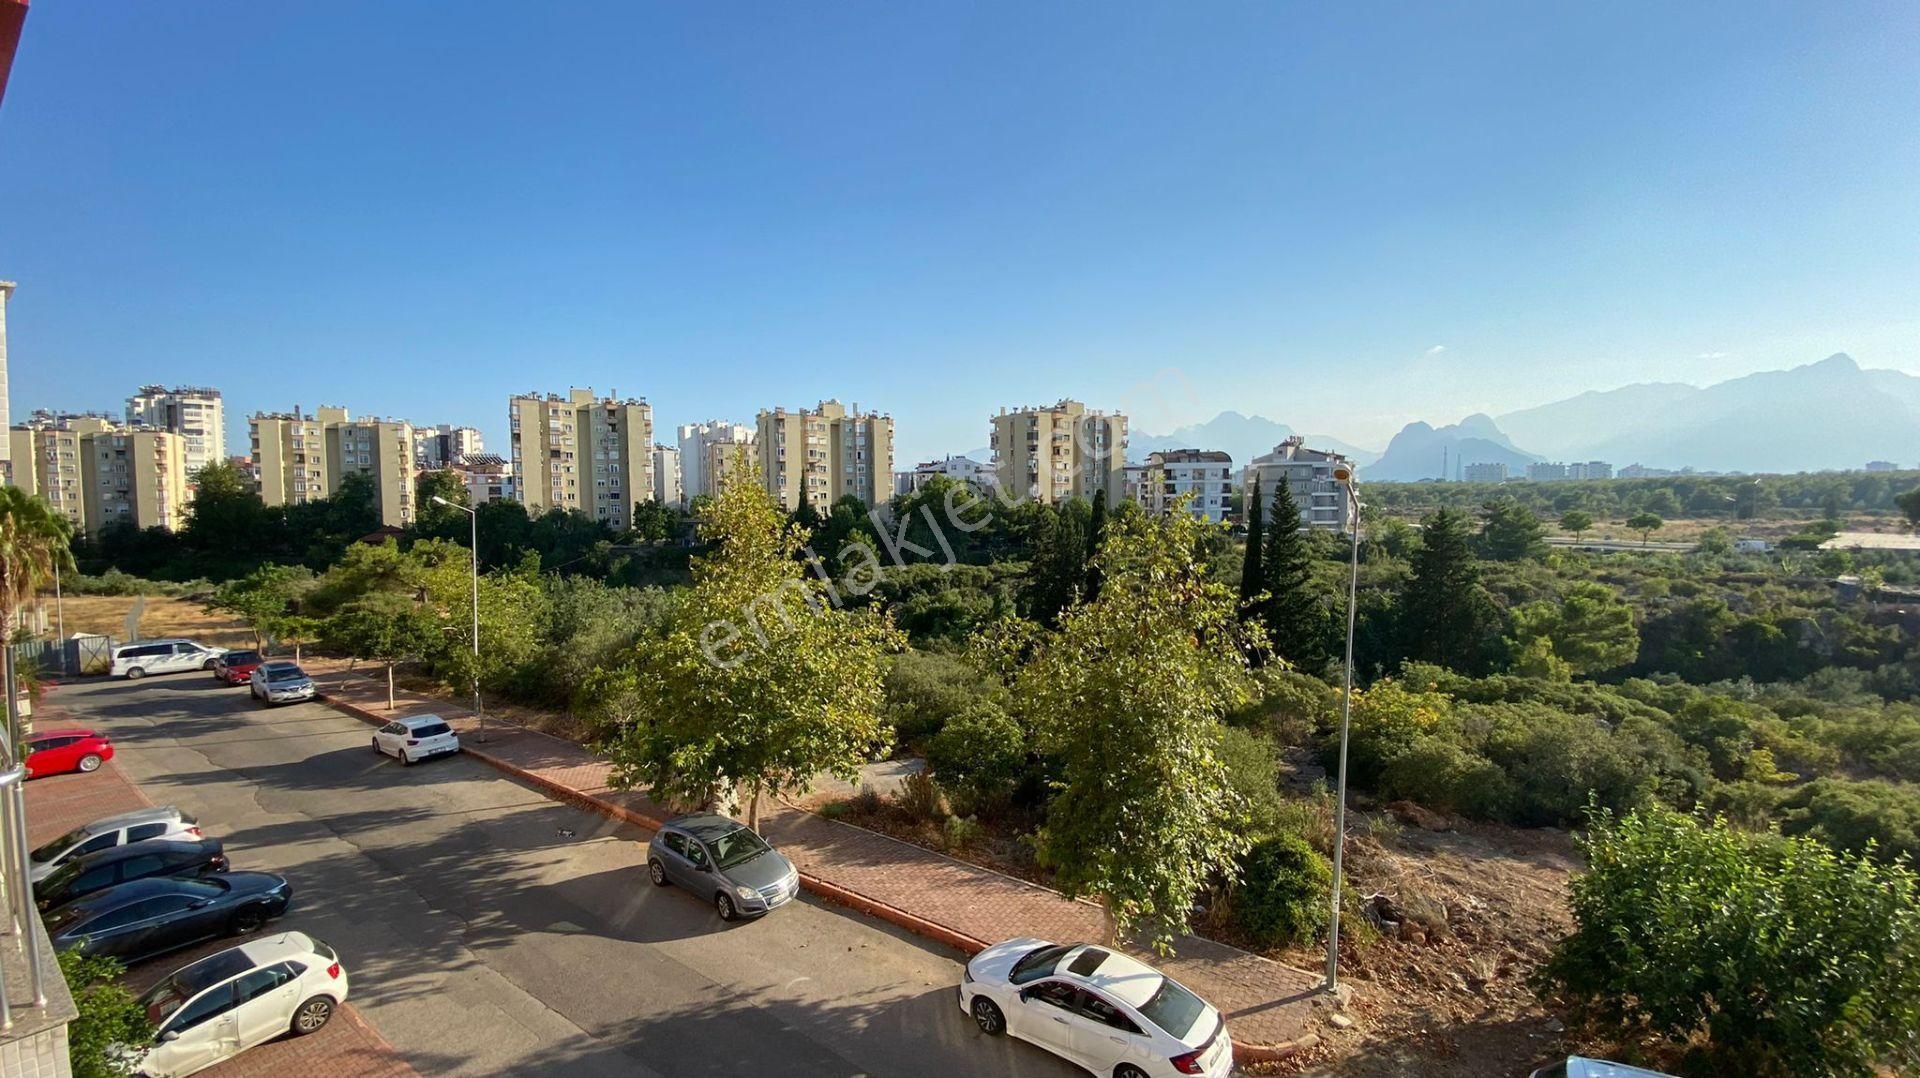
[327, 417, 417, 528]
[755, 401, 893, 513]
[413, 423, 485, 469]
[126, 385, 225, 483]
[249, 407, 346, 509]
[894, 455, 994, 497]
[676, 421, 754, 501]
[0, 281, 13, 484]
[1133, 449, 1234, 523]
[80, 427, 189, 534]
[1463, 461, 1508, 483]
[1244, 437, 1353, 534]
[8, 413, 115, 531]
[652, 444, 683, 507]
[452, 453, 515, 504]
[990, 399, 1127, 506]
[509, 388, 653, 530]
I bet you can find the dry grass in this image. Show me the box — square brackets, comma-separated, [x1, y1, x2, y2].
[53, 596, 255, 649]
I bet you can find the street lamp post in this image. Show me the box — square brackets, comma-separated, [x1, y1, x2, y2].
[1324, 465, 1362, 992]
[431, 496, 484, 742]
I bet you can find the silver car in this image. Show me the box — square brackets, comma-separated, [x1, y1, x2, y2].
[646, 814, 800, 921]
[250, 661, 316, 706]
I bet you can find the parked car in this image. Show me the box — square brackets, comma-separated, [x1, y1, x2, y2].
[959, 939, 1233, 1078]
[112, 639, 227, 680]
[211, 650, 265, 686]
[646, 813, 800, 921]
[249, 662, 315, 706]
[24, 727, 115, 779]
[133, 932, 349, 1078]
[45, 873, 294, 963]
[1530, 1059, 1677, 1078]
[36, 838, 229, 912]
[370, 714, 460, 766]
[30, 807, 202, 883]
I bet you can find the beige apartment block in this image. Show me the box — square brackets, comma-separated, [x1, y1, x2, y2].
[8, 414, 114, 531]
[126, 385, 225, 483]
[79, 427, 188, 535]
[755, 400, 893, 513]
[990, 399, 1127, 505]
[1244, 437, 1354, 534]
[509, 388, 653, 530]
[249, 409, 339, 509]
[327, 418, 417, 528]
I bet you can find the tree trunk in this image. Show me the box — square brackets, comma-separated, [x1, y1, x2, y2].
[386, 663, 395, 710]
[294, 641, 303, 662]
[745, 777, 763, 831]
[1099, 895, 1118, 947]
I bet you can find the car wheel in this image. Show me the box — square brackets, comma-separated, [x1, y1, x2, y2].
[648, 859, 669, 887]
[1113, 1066, 1150, 1078]
[400, 749, 413, 766]
[202, 658, 218, 670]
[228, 905, 269, 935]
[290, 996, 335, 1036]
[372, 738, 382, 754]
[77, 754, 102, 773]
[715, 893, 739, 922]
[126, 667, 146, 680]
[971, 997, 1005, 1036]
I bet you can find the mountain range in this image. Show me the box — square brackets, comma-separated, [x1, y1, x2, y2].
[1129, 353, 1920, 479]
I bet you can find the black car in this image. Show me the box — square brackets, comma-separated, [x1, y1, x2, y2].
[34, 838, 229, 912]
[44, 873, 294, 963]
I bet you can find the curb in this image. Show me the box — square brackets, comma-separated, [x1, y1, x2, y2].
[315, 682, 1311, 1066]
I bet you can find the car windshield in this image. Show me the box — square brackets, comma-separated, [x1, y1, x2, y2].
[1136, 977, 1208, 1040]
[31, 827, 88, 863]
[412, 722, 452, 738]
[267, 666, 306, 682]
[225, 651, 260, 665]
[1010, 944, 1072, 985]
[43, 904, 92, 935]
[710, 827, 771, 870]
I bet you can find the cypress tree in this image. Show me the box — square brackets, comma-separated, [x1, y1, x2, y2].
[1239, 478, 1265, 619]
[1399, 507, 1500, 672]
[1261, 479, 1329, 669]
[1085, 489, 1109, 603]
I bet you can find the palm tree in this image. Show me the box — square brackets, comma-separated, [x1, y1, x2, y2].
[0, 487, 76, 644]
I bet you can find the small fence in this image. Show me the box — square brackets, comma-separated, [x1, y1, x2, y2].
[10, 634, 114, 677]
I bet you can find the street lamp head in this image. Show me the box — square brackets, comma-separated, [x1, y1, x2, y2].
[1333, 464, 1356, 485]
[431, 495, 452, 507]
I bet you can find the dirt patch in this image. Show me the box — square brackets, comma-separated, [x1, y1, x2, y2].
[55, 595, 255, 648]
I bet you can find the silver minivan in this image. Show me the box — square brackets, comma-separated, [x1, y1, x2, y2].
[646, 814, 801, 921]
[112, 639, 226, 680]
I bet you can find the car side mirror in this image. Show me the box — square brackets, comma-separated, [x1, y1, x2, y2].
[161, 1030, 180, 1043]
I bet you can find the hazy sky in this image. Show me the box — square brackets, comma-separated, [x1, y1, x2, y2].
[4, 2, 1918, 463]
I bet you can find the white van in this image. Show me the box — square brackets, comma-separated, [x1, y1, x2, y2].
[112, 639, 227, 680]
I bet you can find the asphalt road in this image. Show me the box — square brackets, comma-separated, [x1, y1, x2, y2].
[54, 673, 1081, 1078]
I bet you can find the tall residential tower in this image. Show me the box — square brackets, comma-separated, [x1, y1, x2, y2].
[509, 388, 653, 530]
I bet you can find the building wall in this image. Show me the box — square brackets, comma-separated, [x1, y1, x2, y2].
[676, 421, 754, 501]
[756, 401, 893, 512]
[0, 281, 13, 481]
[126, 386, 225, 482]
[413, 424, 485, 468]
[990, 400, 1127, 505]
[249, 415, 332, 508]
[327, 419, 416, 528]
[509, 389, 652, 529]
[1244, 439, 1352, 534]
[1140, 451, 1233, 523]
[652, 444, 682, 507]
[9, 417, 111, 532]
[79, 428, 187, 534]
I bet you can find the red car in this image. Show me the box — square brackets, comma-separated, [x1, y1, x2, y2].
[25, 728, 115, 779]
[211, 648, 265, 686]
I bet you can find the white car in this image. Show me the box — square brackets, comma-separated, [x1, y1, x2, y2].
[30, 807, 203, 884]
[960, 939, 1233, 1078]
[249, 661, 316, 706]
[112, 639, 227, 680]
[371, 714, 460, 766]
[133, 931, 349, 1078]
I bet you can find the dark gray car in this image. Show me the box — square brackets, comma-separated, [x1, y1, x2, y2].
[646, 814, 800, 921]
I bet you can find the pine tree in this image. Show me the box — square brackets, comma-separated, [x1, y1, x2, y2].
[1084, 489, 1108, 603]
[1238, 478, 1265, 620]
[1260, 479, 1329, 669]
[1025, 507, 1088, 627]
[1398, 507, 1500, 672]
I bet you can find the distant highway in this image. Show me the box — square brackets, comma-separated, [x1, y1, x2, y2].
[1544, 536, 1698, 553]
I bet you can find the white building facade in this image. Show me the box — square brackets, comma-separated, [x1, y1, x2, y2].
[676, 420, 755, 501]
[1243, 437, 1352, 534]
[1134, 449, 1234, 523]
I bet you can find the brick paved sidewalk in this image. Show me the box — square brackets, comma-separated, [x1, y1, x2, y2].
[23, 735, 413, 1078]
[309, 660, 1332, 1057]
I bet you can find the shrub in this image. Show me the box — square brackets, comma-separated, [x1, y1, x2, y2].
[1778, 777, 1920, 864]
[59, 950, 152, 1078]
[897, 769, 950, 822]
[1538, 806, 1920, 1077]
[942, 813, 985, 852]
[926, 699, 1028, 809]
[1232, 668, 1338, 747]
[1378, 736, 1513, 820]
[883, 650, 998, 747]
[1324, 679, 1452, 787]
[1217, 725, 1286, 835]
[1231, 832, 1332, 949]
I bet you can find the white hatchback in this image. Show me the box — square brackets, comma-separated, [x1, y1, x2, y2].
[959, 939, 1233, 1078]
[133, 931, 350, 1078]
[371, 714, 461, 766]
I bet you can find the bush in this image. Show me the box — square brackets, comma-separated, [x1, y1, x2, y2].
[1217, 725, 1286, 835]
[883, 650, 999, 747]
[897, 769, 950, 822]
[1232, 668, 1338, 747]
[1378, 736, 1513, 820]
[1230, 832, 1332, 949]
[926, 699, 1028, 809]
[1778, 777, 1920, 864]
[59, 950, 152, 1078]
[1538, 806, 1920, 1077]
[1324, 679, 1452, 787]
[942, 813, 985, 852]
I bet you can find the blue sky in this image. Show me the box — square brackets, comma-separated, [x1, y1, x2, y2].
[4, 2, 1918, 463]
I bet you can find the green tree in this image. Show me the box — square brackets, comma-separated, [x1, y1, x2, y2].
[1260, 479, 1328, 670]
[591, 473, 903, 828]
[58, 950, 152, 1078]
[1538, 806, 1920, 1077]
[1559, 509, 1594, 542]
[1398, 508, 1502, 673]
[413, 539, 544, 699]
[206, 564, 313, 650]
[1016, 504, 1261, 950]
[1083, 489, 1108, 603]
[1479, 500, 1546, 561]
[413, 469, 470, 534]
[631, 499, 677, 544]
[325, 592, 433, 710]
[1735, 480, 1778, 520]
[1023, 503, 1088, 627]
[1626, 512, 1664, 544]
[1899, 486, 1920, 531]
[181, 460, 278, 568]
[1642, 488, 1683, 518]
[1508, 582, 1639, 676]
[1238, 478, 1265, 619]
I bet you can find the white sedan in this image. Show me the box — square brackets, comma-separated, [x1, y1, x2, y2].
[133, 932, 350, 1077]
[959, 938, 1233, 1078]
[371, 714, 461, 765]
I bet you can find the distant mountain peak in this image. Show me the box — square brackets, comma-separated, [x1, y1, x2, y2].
[1812, 352, 1858, 371]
